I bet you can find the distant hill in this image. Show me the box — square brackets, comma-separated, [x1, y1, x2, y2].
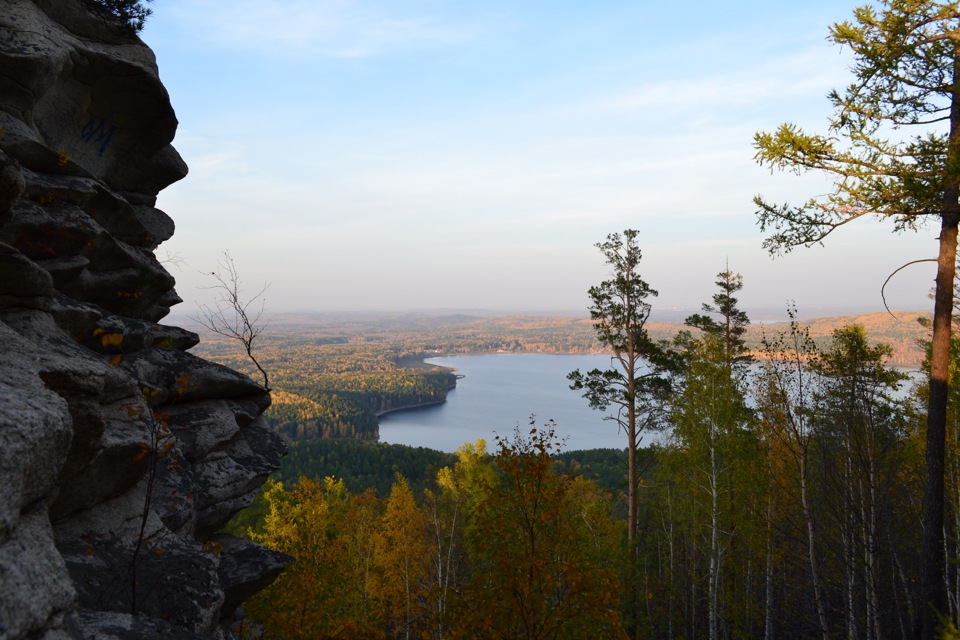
[188, 309, 934, 382]
[647, 311, 932, 369]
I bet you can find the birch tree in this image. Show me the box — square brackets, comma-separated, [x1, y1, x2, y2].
[420, 440, 493, 639]
[661, 268, 760, 640]
[246, 478, 383, 638]
[756, 313, 830, 640]
[374, 476, 429, 640]
[812, 325, 908, 639]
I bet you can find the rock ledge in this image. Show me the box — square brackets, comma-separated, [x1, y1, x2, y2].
[0, 2, 287, 638]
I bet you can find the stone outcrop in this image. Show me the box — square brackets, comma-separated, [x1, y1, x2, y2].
[0, 2, 287, 638]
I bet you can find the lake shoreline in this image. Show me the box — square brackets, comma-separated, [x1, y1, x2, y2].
[399, 350, 613, 369]
[377, 397, 448, 418]
[377, 360, 461, 418]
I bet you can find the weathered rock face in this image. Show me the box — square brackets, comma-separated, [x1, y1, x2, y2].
[0, 2, 287, 638]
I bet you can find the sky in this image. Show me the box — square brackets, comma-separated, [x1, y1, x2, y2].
[144, 0, 940, 320]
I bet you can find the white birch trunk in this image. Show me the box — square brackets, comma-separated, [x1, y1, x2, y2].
[708, 424, 721, 640]
[765, 499, 775, 640]
[800, 454, 830, 640]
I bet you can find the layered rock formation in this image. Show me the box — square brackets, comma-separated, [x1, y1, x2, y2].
[0, 2, 287, 638]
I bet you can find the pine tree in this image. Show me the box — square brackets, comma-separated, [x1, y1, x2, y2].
[86, 0, 153, 34]
[568, 229, 673, 638]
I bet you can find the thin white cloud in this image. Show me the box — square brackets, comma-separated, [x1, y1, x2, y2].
[177, 144, 251, 176]
[579, 46, 850, 117]
[169, 0, 477, 56]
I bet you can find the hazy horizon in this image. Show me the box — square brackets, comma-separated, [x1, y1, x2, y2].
[167, 302, 932, 328]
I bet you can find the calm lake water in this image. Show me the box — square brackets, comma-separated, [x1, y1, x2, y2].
[379, 354, 630, 453]
[379, 354, 925, 454]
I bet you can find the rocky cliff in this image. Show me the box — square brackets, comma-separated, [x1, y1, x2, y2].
[0, 2, 287, 638]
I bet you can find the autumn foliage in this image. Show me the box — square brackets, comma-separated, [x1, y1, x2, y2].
[240, 427, 624, 639]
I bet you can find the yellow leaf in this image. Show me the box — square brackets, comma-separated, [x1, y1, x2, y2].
[100, 333, 123, 348]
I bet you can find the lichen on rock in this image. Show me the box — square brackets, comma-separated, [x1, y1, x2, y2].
[0, 2, 287, 638]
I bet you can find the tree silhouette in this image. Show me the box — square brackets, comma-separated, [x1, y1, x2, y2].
[195, 251, 271, 391]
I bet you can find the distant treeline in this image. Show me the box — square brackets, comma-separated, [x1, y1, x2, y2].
[227, 438, 632, 535]
[272, 438, 458, 497]
[263, 437, 630, 498]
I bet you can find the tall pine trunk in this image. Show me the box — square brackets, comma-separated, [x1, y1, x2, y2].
[922, 39, 960, 640]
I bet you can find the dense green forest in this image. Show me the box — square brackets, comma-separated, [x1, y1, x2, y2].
[269, 369, 455, 439]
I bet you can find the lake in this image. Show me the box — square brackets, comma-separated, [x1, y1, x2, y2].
[378, 354, 631, 453]
[379, 354, 926, 454]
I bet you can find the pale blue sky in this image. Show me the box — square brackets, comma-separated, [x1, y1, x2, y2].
[146, 0, 937, 319]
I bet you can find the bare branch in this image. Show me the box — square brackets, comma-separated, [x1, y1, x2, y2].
[881, 258, 937, 317]
[193, 251, 271, 391]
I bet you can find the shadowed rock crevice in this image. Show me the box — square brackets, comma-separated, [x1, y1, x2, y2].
[0, 2, 288, 638]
